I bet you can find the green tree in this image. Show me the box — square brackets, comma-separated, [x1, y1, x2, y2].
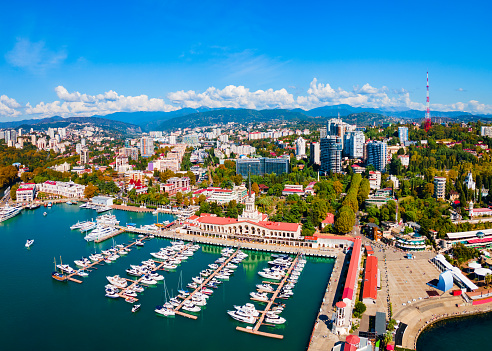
[84, 183, 99, 199]
[335, 206, 355, 234]
[353, 301, 366, 318]
[176, 192, 183, 204]
[252, 182, 260, 195]
[10, 183, 19, 201]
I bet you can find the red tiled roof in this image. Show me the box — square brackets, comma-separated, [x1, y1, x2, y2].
[472, 208, 492, 213]
[197, 216, 238, 225]
[195, 214, 300, 232]
[283, 189, 304, 193]
[362, 255, 378, 301]
[467, 237, 492, 244]
[346, 335, 360, 345]
[314, 234, 355, 242]
[336, 301, 346, 308]
[257, 221, 300, 232]
[322, 213, 334, 224]
[342, 237, 362, 301]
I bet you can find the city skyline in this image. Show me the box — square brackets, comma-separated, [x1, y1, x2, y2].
[1, 0, 492, 121]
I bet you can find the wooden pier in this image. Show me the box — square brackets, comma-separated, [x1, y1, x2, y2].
[236, 253, 301, 339]
[173, 249, 241, 319]
[95, 229, 126, 243]
[116, 243, 193, 302]
[60, 237, 150, 283]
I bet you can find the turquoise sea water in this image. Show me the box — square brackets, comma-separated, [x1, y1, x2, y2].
[417, 312, 492, 351]
[0, 204, 334, 351]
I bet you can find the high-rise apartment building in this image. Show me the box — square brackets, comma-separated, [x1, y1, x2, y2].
[366, 141, 388, 171]
[296, 137, 306, 157]
[80, 148, 90, 165]
[481, 126, 492, 138]
[140, 136, 154, 157]
[344, 131, 365, 159]
[398, 127, 408, 143]
[320, 136, 343, 174]
[310, 142, 320, 165]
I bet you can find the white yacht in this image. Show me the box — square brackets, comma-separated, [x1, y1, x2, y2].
[265, 312, 286, 324]
[25, 239, 34, 248]
[106, 275, 128, 288]
[250, 292, 269, 302]
[79, 221, 97, 232]
[140, 275, 157, 285]
[96, 206, 112, 213]
[155, 305, 175, 316]
[70, 221, 90, 230]
[234, 303, 259, 317]
[0, 205, 22, 223]
[57, 264, 75, 274]
[84, 226, 117, 241]
[256, 283, 274, 292]
[96, 214, 120, 226]
[258, 271, 283, 281]
[182, 301, 201, 313]
[227, 310, 256, 324]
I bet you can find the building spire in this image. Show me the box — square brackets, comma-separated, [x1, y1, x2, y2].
[248, 165, 252, 196]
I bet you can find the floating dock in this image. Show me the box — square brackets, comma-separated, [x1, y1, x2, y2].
[236, 253, 301, 339]
[173, 249, 241, 319]
[60, 237, 150, 284]
[116, 243, 193, 302]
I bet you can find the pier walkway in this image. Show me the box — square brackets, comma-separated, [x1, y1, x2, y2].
[117, 243, 193, 302]
[236, 253, 300, 339]
[60, 237, 151, 284]
[110, 225, 340, 258]
[173, 250, 240, 320]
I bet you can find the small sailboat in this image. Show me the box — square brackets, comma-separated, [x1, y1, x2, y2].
[43, 212, 47, 216]
[52, 257, 67, 282]
[25, 239, 34, 248]
[155, 278, 175, 317]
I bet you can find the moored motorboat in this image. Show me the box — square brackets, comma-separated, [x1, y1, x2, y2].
[25, 239, 34, 248]
[132, 304, 141, 313]
[227, 310, 256, 324]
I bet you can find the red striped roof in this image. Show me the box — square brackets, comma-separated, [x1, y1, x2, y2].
[342, 237, 362, 301]
[362, 255, 378, 301]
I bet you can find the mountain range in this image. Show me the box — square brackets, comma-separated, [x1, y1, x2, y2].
[1, 105, 490, 133]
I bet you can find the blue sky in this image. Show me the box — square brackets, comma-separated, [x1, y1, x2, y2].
[1, 0, 491, 120]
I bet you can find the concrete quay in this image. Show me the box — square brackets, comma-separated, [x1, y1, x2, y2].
[307, 252, 348, 351]
[121, 226, 340, 258]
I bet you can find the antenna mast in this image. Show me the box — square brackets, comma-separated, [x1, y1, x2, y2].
[424, 72, 432, 132]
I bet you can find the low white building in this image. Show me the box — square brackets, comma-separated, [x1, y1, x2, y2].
[16, 183, 36, 202]
[38, 180, 86, 198]
[91, 196, 114, 206]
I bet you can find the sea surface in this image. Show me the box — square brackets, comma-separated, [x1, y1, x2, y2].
[417, 312, 492, 351]
[0, 204, 334, 351]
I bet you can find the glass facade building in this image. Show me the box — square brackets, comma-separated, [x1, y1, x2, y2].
[236, 157, 290, 177]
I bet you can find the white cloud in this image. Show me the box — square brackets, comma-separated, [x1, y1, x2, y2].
[168, 85, 296, 110]
[26, 86, 177, 118]
[0, 95, 22, 117]
[11, 78, 492, 120]
[5, 38, 67, 73]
